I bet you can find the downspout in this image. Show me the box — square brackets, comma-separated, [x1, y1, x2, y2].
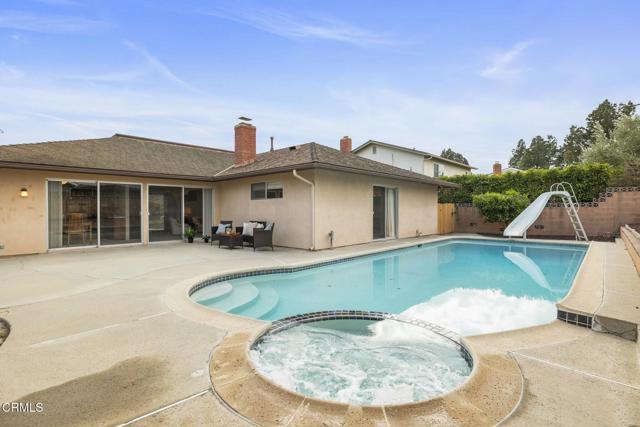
[292, 169, 315, 250]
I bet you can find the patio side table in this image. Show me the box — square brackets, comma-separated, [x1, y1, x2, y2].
[219, 233, 244, 249]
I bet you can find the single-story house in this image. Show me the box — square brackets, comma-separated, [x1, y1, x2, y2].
[352, 140, 476, 177]
[0, 120, 457, 257]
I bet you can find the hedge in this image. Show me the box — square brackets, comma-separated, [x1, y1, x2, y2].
[472, 190, 530, 224]
[438, 163, 615, 204]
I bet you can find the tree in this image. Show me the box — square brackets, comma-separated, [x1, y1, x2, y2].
[509, 139, 527, 168]
[521, 135, 558, 169]
[440, 148, 469, 165]
[586, 99, 637, 143]
[582, 115, 640, 167]
[558, 125, 589, 166]
[509, 135, 558, 169]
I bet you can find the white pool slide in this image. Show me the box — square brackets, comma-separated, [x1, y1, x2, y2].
[503, 183, 588, 241]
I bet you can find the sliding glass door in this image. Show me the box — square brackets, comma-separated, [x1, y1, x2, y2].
[48, 181, 98, 248]
[184, 188, 204, 237]
[48, 180, 142, 248]
[372, 186, 397, 240]
[148, 186, 183, 242]
[47, 181, 214, 248]
[99, 183, 142, 245]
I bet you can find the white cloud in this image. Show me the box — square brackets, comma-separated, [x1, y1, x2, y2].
[203, 7, 394, 47]
[0, 66, 587, 173]
[0, 62, 24, 81]
[64, 69, 147, 83]
[0, 11, 106, 33]
[326, 87, 586, 171]
[481, 40, 535, 79]
[122, 40, 197, 91]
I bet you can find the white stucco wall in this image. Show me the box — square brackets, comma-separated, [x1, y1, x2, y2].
[423, 158, 471, 177]
[357, 145, 425, 174]
[357, 144, 472, 177]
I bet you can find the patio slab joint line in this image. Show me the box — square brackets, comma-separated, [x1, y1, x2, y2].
[114, 388, 211, 427]
[512, 352, 640, 391]
[497, 352, 526, 426]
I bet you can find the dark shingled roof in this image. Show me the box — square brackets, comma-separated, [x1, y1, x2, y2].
[0, 134, 235, 180]
[0, 134, 458, 187]
[215, 142, 458, 187]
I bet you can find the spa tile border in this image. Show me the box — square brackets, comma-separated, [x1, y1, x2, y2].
[557, 309, 593, 328]
[261, 310, 474, 368]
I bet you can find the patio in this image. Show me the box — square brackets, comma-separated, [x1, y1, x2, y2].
[0, 237, 638, 426]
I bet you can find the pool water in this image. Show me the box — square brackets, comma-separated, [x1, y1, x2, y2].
[192, 239, 587, 335]
[250, 318, 473, 405]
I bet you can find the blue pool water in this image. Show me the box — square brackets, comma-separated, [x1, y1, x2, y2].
[192, 239, 587, 335]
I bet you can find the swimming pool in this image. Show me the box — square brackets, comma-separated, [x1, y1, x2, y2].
[192, 238, 587, 335]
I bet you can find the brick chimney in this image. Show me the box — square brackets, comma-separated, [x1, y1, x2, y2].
[234, 121, 256, 165]
[340, 136, 352, 153]
[493, 161, 502, 175]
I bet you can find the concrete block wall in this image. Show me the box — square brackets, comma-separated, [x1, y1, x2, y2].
[454, 187, 640, 239]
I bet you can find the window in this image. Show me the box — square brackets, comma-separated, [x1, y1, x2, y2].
[251, 183, 266, 200]
[372, 146, 377, 154]
[267, 182, 283, 199]
[433, 163, 443, 177]
[251, 182, 283, 200]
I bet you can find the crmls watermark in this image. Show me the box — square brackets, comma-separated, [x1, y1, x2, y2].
[1, 402, 44, 413]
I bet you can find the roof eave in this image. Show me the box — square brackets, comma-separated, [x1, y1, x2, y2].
[213, 161, 460, 188]
[0, 161, 217, 181]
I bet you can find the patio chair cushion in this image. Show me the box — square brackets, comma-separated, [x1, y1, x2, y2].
[265, 222, 273, 231]
[215, 223, 228, 234]
[242, 222, 258, 236]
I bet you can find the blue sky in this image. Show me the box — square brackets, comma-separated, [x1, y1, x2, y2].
[0, 1, 638, 172]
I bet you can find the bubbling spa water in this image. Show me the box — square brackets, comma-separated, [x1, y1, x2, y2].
[250, 316, 473, 406]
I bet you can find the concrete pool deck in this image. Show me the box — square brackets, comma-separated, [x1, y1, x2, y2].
[0, 235, 638, 426]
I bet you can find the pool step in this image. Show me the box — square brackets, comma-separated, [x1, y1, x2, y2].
[192, 282, 233, 305]
[205, 282, 259, 313]
[232, 286, 280, 319]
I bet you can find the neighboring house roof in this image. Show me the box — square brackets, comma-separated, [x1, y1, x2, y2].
[215, 142, 458, 187]
[0, 134, 235, 180]
[0, 134, 458, 187]
[503, 167, 522, 173]
[352, 140, 477, 170]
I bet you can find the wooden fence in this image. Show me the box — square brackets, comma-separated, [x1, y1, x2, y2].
[438, 203, 456, 234]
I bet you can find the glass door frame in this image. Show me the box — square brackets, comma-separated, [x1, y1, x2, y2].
[146, 184, 213, 244]
[97, 181, 144, 247]
[45, 178, 144, 251]
[372, 184, 399, 241]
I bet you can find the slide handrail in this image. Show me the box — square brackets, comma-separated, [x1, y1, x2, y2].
[550, 182, 579, 211]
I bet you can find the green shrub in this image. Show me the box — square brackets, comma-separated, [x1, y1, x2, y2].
[472, 190, 530, 224]
[438, 163, 614, 203]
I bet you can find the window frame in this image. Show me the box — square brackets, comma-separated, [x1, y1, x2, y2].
[251, 181, 283, 200]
